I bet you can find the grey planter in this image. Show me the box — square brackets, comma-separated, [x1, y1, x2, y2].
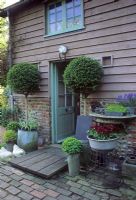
[5, 141, 15, 152]
[67, 154, 80, 176]
[17, 129, 38, 152]
[104, 111, 124, 116]
[127, 107, 136, 115]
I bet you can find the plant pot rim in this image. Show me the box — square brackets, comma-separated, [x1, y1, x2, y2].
[87, 136, 118, 142]
[18, 128, 37, 131]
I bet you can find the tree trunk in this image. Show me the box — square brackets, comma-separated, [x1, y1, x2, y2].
[24, 95, 28, 126]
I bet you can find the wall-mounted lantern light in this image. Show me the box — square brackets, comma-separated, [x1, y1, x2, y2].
[59, 45, 68, 61]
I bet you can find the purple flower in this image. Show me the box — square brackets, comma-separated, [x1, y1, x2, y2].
[116, 93, 136, 106]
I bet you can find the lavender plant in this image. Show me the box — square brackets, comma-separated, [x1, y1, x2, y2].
[116, 93, 136, 107]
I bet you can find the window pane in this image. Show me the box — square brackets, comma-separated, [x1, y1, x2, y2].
[66, 0, 73, 8]
[49, 4, 55, 14]
[74, 16, 81, 25]
[59, 95, 65, 107]
[66, 94, 72, 106]
[74, 0, 80, 6]
[66, 87, 72, 94]
[56, 11, 62, 21]
[75, 6, 81, 17]
[56, 2, 62, 11]
[58, 82, 65, 94]
[49, 23, 56, 33]
[49, 13, 55, 23]
[67, 18, 73, 28]
[57, 22, 62, 31]
[67, 8, 74, 19]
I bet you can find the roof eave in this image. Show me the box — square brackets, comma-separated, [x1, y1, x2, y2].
[0, 0, 37, 18]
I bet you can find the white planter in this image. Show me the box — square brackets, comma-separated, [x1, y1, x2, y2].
[87, 136, 118, 151]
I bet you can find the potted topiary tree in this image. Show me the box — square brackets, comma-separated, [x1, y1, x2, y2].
[7, 63, 40, 152]
[63, 56, 103, 94]
[62, 137, 82, 176]
[63, 56, 103, 114]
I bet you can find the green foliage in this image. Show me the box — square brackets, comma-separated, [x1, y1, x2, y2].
[7, 63, 40, 96]
[3, 130, 17, 143]
[105, 103, 127, 113]
[7, 121, 19, 132]
[0, 93, 7, 107]
[0, 107, 12, 127]
[0, 0, 8, 87]
[0, 143, 5, 148]
[63, 56, 103, 94]
[19, 111, 38, 131]
[62, 137, 82, 154]
[0, 106, 20, 127]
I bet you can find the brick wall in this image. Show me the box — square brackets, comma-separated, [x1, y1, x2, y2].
[14, 95, 51, 143]
[126, 120, 136, 153]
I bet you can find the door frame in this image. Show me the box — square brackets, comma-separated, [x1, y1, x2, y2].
[50, 62, 58, 143]
[50, 60, 76, 143]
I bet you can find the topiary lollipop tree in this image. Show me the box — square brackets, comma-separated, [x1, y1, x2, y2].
[63, 56, 103, 114]
[7, 63, 40, 124]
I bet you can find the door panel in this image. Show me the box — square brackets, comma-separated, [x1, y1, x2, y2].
[57, 63, 75, 142]
[51, 62, 75, 143]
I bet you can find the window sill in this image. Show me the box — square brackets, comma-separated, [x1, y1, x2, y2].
[44, 26, 85, 39]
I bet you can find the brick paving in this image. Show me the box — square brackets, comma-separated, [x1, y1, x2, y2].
[0, 162, 135, 200]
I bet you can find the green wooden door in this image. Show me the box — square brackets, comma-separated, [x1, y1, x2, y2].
[51, 62, 75, 143]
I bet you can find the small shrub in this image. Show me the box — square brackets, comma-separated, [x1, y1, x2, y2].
[62, 137, 82, 154]
[63, 56, 103, 94]
[3, 130, 17, 143]
[7, 121, 19, 132]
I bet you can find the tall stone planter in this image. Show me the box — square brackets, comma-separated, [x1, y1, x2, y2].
[17, 129, 38, 152]
[67, 154, 80, 176]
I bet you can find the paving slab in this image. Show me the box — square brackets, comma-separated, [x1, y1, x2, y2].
[0, 162, 135, 200]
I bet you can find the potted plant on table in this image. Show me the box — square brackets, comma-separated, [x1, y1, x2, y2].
[116, 93, 136, 115]
[104, 103, 127, 116]
[87, 123, 123, 151]
[7, 63, 40, 152]
[62, 137, 82, 176]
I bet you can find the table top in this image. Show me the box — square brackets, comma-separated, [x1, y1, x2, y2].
[89, 112, 136, 120]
